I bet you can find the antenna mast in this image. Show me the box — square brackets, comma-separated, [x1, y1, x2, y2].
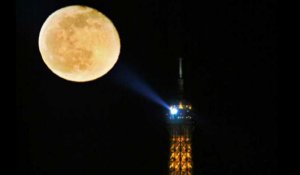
[178, 57, 184, 99]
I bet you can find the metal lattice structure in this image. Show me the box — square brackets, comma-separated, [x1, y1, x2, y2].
[168, 103, 194, 175]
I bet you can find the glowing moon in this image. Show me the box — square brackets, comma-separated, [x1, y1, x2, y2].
[38, 5, 120, 82]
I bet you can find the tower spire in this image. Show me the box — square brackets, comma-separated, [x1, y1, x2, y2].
[179, 57, 183, 79]
[178, 57, 184, 99]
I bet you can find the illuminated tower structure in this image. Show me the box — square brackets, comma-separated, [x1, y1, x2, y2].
[167, 58, 195, 175]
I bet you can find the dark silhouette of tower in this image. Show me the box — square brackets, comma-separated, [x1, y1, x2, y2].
[167, 58, 195, 175]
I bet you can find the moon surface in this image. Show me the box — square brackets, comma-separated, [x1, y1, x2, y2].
[38, 5, 120, 82]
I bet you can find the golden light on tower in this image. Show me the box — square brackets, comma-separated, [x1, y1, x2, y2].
[169, 134, 193, 175]
[38, 5, 120, 82]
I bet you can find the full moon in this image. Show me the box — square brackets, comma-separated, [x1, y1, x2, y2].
[38, 5, 120, 82]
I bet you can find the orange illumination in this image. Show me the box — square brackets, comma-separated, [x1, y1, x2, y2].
[169, 135, 193, 175]
[179, 102, 183, 109]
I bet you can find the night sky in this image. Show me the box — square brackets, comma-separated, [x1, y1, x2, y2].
[17, 0, 278, 175]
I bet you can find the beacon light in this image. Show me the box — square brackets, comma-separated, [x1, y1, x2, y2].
[170, 106, 178, 115]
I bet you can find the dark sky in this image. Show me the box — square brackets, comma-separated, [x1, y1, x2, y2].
[17, 0, 278, 175]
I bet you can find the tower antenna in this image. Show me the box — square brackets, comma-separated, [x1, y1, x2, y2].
[178, 57, 184, 99]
